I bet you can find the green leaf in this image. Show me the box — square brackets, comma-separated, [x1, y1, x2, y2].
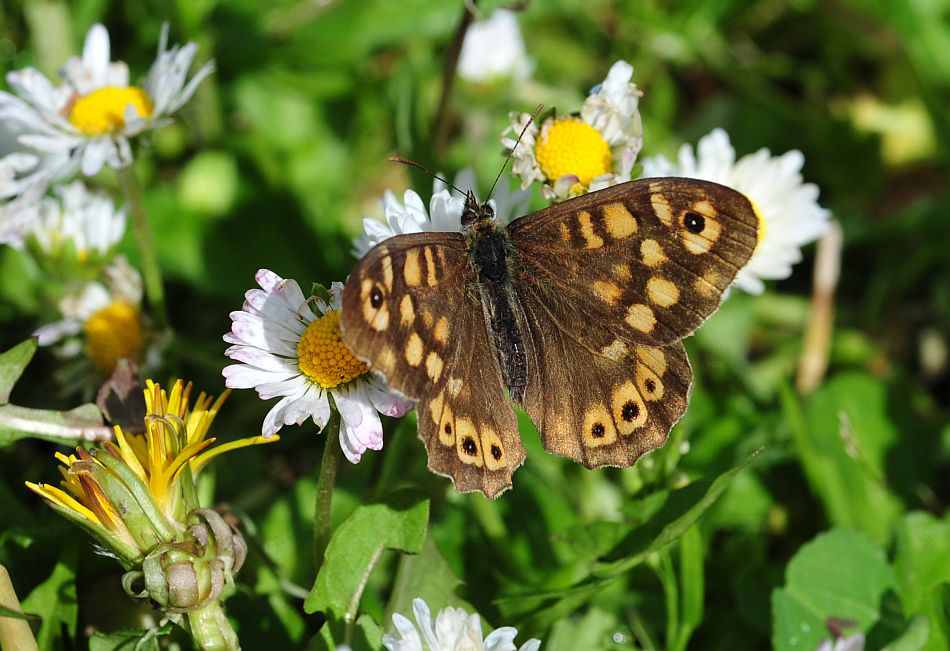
[772, 529, 897, 651]
[21, 545, 78, 650]
[593, 448, 761, 577]
[0, 604, 37, 621]
[790, 374, 904, 542]
[672, 525, 704, 651]
[305, 489, 429, 616]
[893, 511, 950, 613]
[88, 623, 175, 651]
[384, 532, 466, 629]
[0, 339, 37, 404]
[881, 616, 931, 651]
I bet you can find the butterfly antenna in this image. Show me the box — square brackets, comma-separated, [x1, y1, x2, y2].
[488, 103, 543, 200]
[388, 156, 465, 196]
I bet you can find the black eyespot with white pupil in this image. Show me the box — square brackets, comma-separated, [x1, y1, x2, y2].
[462, 436, 477, 456]
[444, 423, 452, 435]
[370, 286, 384, 308]
[490, 444, 502, 461]
[621, 401, 639, 422]
[591, 422, 606, 438]
[684, 211, 705, 234]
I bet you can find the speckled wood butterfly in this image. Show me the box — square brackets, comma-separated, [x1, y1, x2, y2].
[341, 178, 759, 498]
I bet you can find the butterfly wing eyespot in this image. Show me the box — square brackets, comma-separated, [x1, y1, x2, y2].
[341, 232, 526, 498]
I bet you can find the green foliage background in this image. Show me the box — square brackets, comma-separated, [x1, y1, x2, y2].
[1, 0, 949, 648]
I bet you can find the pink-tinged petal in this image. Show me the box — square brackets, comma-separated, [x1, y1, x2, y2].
[255, 268, 284, 293]
[223, 344, 296, 373]
[365, 380, 413, 418]
[254, 375, 309, 400]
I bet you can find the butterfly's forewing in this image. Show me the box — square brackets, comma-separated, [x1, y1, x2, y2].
[340, 233, 525, 498]
[507, 177, 759, 350]
[508, 177, 757, 466]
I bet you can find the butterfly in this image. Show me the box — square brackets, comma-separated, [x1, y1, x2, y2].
[340, 177, 759, 498]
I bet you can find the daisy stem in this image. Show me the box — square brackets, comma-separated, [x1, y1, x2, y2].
[117, 165, 170, 330]
[314, 409, 342, 571]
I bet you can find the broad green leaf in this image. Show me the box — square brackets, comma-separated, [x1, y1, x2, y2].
[546, 607, 626, 651]
[772, 529, 896, 651]
[881, 616, 931, 651]
[305, 489, 429, 616]
[21, 545, 78, 650]
[893, 511, 950, 613]
[384, 533, 466, 630]
[673, 526, 704, 651]
[0, 339, 37, 404]
[791, 374, 904, 542]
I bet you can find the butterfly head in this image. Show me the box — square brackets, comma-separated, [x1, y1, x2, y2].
[460, 191, 496, 229]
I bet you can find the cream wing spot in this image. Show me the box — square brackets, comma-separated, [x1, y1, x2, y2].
[640, 239, 668, 268]
[613, 263, 633, 281]
[694, 270, 721, 297]
[636, 346, 668, 375]
[635, 363, 664, 401]
[405, 332, 424, 367]
[404, 250, 423, 286]
[592, 280, 623, 306]
[455, 418, 483, 467]
[559, 222, 571, 242]
[381, 254, 394, 291]
[429, 390, 445, 425]
[377, 346, 397, 373]
[601, 339, 628, 361]
[434, 316, 450, 344]
[647, 276, 680, 308]
[447, 377, 464, 397]
[582, 403, 617, 447]
[602, 203, 638, 239]
[438, 401, 455, 446]
[651, 194, 674, 226]
[400, 294, 415, 326]
[577, 211, 604, 249]
[481, 427, 507, 471]
[626, 303, 656, 333]
[424, 247, 438, 286]
[425, 351, 444, 382]
[612, 382, 647, 436]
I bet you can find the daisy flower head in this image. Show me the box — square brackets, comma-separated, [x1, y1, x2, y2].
[0, 22, 214, 179]
[353, 169, 531, 257]
[457, 8, 534, 84]
[0, 152, 46, 245]
[641, 128, 831, 294]
[223, 271, 412, 463]
[502, 60, 643, 201]
[34, 255, 148, 375]
[26, 181, 126, 262]
[382, 597, 541, 651]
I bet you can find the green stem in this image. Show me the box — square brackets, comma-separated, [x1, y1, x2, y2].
[117, 165, 170, 330]
[0, 564, 39, 651]
[433, 0, 478, 156]
[185, 601, 240, 650]
[314, 410, 342, 572]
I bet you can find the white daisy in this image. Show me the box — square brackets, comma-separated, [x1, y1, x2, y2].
[817, 633, 865, 651]
[0, 152, 46, 245]
[382, 598, 541, 651]
[0, 22, 214, 179]
[353, 169, 531, 257]
[641, 128, 830, 294]
[457, 9, 534, 84]
[502, 60, 643, 200]
[222, 270, 412, 463]
[26, 181, 126, 260]
[34, 255, 147, 374]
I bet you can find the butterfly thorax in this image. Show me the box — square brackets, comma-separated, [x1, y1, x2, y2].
[462, 194, 529, 404]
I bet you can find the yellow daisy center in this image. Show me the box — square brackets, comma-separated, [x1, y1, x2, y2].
[297, 309, 369, 389]
[535, 117, 612, 187]
[84, 302, 145, 374]
[68, 86, 154, 136]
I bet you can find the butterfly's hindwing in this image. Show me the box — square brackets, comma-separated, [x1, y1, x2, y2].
[340, 233, 526, 498]
[507, 177, 759, 350]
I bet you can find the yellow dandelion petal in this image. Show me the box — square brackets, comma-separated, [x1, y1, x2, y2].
[190, 435, 280, 475]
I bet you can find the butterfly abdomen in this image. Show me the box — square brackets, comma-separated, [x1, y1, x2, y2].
[470, 225, 529, 403]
